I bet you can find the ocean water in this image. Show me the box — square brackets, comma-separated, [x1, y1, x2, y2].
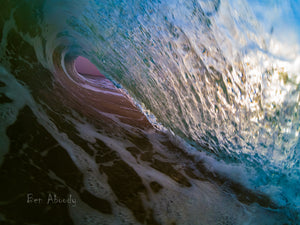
[0, 0, 299, 224]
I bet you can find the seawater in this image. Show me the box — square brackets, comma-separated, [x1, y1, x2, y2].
[0, 0, 299, 224]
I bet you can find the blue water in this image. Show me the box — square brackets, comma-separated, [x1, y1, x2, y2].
[1, 0, 300, 223]
[61, 0, 300, 210]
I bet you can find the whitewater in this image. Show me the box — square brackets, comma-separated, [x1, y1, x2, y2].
[0, 0, 299, 224]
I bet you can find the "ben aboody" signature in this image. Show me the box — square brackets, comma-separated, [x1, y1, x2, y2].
[27, 193, 77, 207]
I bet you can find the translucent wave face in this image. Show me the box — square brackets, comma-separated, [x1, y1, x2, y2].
[65, 0, 300, 205]
[51, 0, 300, 206]
[0, 0, 299, 223]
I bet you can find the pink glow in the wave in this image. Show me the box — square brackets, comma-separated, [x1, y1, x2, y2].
[74, 56, 104, 77]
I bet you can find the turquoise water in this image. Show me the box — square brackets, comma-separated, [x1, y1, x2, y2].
[65, 0, 300, 208]
[0, 0, 299, 223]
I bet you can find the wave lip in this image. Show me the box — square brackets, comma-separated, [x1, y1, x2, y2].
[0, 0, 299, 223]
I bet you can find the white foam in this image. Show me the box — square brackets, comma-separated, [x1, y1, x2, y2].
[0, 67, 32, 165]
[79, 83, 124, 96]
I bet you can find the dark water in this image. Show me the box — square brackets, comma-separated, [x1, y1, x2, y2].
[0, 0, 299, 224]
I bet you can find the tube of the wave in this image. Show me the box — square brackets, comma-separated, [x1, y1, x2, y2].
[74, 56, 104, 77]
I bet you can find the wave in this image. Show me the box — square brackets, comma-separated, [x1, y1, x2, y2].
[0, 0, 299, 224]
